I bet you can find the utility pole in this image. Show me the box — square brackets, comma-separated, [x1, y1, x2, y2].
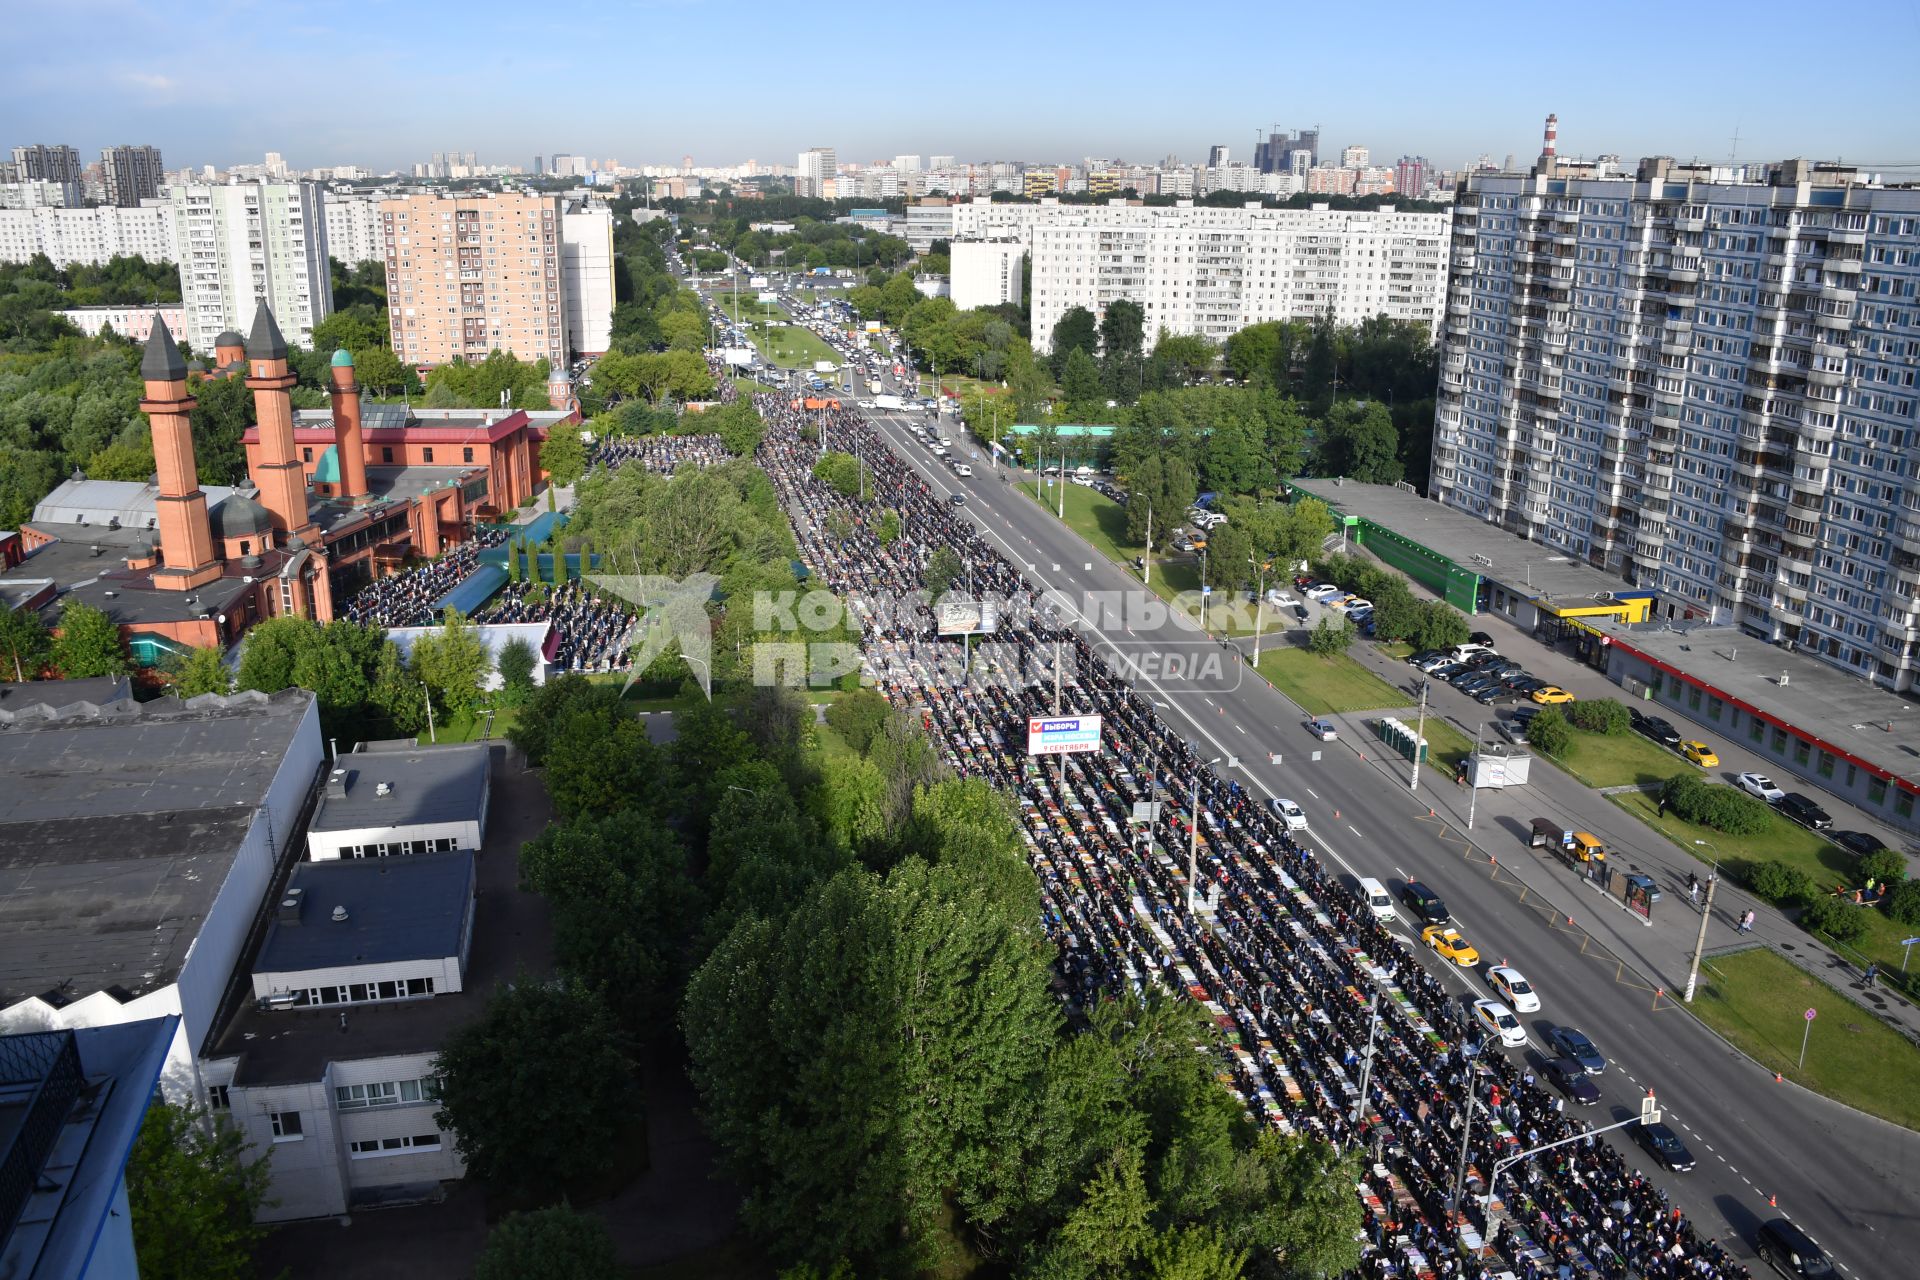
[1450, 1059, 1482, 1214]
[1411, 679, 1428, 792]
[1057, 447, 1066, 518]
[1466, 721, 1483, 828]
[1144, 503, 1153, 585]
[1682, 872, 1718, 1002]
[1187, 752, 1222, 915]
[1347, 991, 1381, 1149]
[1251, 556, 1267, 661]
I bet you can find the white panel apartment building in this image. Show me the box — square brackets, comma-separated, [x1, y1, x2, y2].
[966, 199, 1448, 352]
[323, 192, 388, 267]
[0, 201, 176, 267]
[561, 203, 616, 355]
[171, 182, 333, 353]
[1429, 161, 1920, 690]
[951, 240, 1025, 310]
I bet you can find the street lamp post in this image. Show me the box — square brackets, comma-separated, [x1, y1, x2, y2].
[1449, 1045, 1484, 1213]
[1188, 746, 1223, 915]
[1250, 555, 1268, 660]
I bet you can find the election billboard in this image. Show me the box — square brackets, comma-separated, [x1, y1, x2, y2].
[936, 598, 1001, 637]
[1027, 715, 1104, 756]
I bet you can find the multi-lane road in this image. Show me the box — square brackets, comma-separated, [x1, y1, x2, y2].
[853, 399, 1919, 1279]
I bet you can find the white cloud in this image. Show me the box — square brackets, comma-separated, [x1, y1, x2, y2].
[117, 71, 178, 94]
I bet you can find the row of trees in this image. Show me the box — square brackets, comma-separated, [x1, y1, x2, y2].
[1309, 552, 1472, 651]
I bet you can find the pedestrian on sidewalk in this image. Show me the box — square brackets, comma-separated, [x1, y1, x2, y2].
[1687, 871, 1698, 895]
[1690, 882, 1701, 908]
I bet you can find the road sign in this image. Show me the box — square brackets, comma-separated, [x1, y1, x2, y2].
[1639, 1091, 1661, 1126]
[1202, 585, 1213, 596]
[1805, 1007, 1817, 1021]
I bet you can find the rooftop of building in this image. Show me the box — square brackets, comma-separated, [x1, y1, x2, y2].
[0, 530, 264, 628]
[0, 675, 131, 712]
[211, 745, 555, 1086]
[1287, 477, 1639, 606]
[255, 851, 475, 975]
[0, 689, 316, 1008]
[309, 743, 489, 834]
[1588, 618, 1920, 789]
[28, 477, 239, 534]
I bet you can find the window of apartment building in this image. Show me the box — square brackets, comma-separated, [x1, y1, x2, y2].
[208, 1084, 230, 1111]
[1771, 728, 1788, 754]
[290, 977, 435, 1007]
[269, 1111, 303, 1142]
[348, 1133, 443, 1160]
[463, 447, 474, 463]
[336, 1076, 437, 1111]
[423, 447, 434, 463]
[1793, 739, 1812, 766]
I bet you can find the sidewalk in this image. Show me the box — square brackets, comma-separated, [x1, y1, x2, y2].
[1331, 634, 1920, 1049]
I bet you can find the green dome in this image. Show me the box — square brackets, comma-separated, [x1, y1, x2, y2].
[331, 348, 355, 367]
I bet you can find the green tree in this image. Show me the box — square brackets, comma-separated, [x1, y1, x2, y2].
[1050, 307, 1099, 376]
[521, 809, 697, 1024]
[355, 344, 409, 398]
[511, 673, 629, 766]
[125, 1100, 272, 1280]
[1306, 615, 1355, 658]
[476, 1204, 621, 1280]
[368, 637, 427, 738]
[167, 645, 231, 696]
[435, 979, 637, 1198]
[50, 599, 127, 677]
[1315, 401, 1402, 484]
[496, 636, 537, 708]
[546, 709, 663, 821]
[1099, 300, 1147, 403]
[1124, 453, 1199, 548]
[540, 426, 589, 490]
[85, 437, 156, 481]
[925, 546, 965, 597]
[1061, 345, 1104, 407]
[813, 451, 869, 498]
[1858, 847, 1905, 887]
[709, 398, 768, 456]
[0, 603, 51, 681]
[826, 687, 892, 754]
[410, 608, 492, 719]
[1409, 600, 1471, 652]
[1525, 707, 1573, 758]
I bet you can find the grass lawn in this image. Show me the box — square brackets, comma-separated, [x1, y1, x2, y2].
[1690, 947, 1920, 1130]
[1252, 644, 1409, 717]
[1550, 728, 1700, 789]
[434, 706, 519, 744]
[1609, 789, 1917, 973]
[747, 322, 839, 370]
[1377, 641, 1417, 661]
[1419, 718, 1476, 773]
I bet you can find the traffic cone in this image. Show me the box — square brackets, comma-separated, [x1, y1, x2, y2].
[1774, 1072, 1783, 1083]
[1768, 1193, 1777, 1207]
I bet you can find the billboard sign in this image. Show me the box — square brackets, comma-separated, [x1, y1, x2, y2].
[935, 598, 1000, 636]
[1027, 715, 1103, 756]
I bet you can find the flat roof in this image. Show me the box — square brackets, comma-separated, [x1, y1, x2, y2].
[1590, 618, 1920, 790]
[212, 746, 555, 1085]
[0, 690, 316, 1007]
[1288, 477, 1637, 605]
[0, 530, 262, 627]
[257, 851, 475, 974]
[309, 744, 489, 833]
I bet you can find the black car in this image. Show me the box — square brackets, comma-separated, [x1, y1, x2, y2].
[1540, 1056, 1601, 1105]
[1400, 881, 1450, 925]
[948, 493, 967, 506]
[1631, 711, 1683, 750]
[1429, 662, 1469, 680]
[1472, 683, 1512, 706]
[1544, 1024, 1606, 1074]
[1510, 703, 1542, 725]
[1507, 676, 1548, 696]
[1469, 632, 1495, 647]
[1452, 670, 1498, 690]
[1638, 1122, 1695, 1172]
[1778, 793, 1832, 830]
[1832, 830, 1887, 858]
[1755, 1218, 1834, 1278]
[1464, 651, 1506, 670]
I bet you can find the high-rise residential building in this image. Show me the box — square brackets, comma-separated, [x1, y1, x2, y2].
[1208, 145, 1230, 168]
[100, 144, 164, 207]
[1341, 145, 1370, 169]
[1254, 127, 1318, 173]
[894, 154, 923, 173]
[560, 203, 616, 355]
[929, 155, 956, 171]
[532, 154, 543, 177]
[0, 201, 176, 267]
[323, 192, 388, 267]
[795, 147, 838, 198]
[10, 142, 83, 185]
[951, 240, 1025, 311]
[381, 191, 571, 367]
[1395, 156, 1432, 200]
[264, 151, 288, 179]
[1429, 144, 1920, 689]
[0, 179, 79, 209]
[170, 182, 333, 353]
[977, 198, 1448, 352]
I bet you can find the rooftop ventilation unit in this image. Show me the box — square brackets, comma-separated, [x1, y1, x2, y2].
[331, 905, 349, 923]
[375, 781, 393, 797]
[278, 887, 304, 925]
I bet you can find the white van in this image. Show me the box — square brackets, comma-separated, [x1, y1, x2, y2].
[1358, 877, 1398, 924]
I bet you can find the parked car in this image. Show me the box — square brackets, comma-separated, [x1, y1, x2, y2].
[1270, 798, 1309, 831]
[1755, 1218, 1833, 1279]
[1407, 649, 1448, 668]
[1430, 662, 1469, 680]
[1679, 740, 1719, 768]
[1471, 683, 1512, 706]
[1415, 653, 1456, 673]
[1832, 830, 1887, 858]
[1738, 772, 1786, 803]
[1544, 1024, 1606, 1074]
[1472, 999, 1528, 1047]
[1469, 632, 1495, 647]
[1531, 686, 1576, 705]
[1400, 881, 1450, 925]
[1507, 676, 1548, 695]
[1630, 711, 1683, 749]
[1638, 1122, 1696, 1172]
[1339, 596, 1373, 614]
[1778, 792, 1833, 830]
[1486, 965, 1540, 1013]
[1510, 704, 1542, 726]
[1540, 1056, 1601, 1105]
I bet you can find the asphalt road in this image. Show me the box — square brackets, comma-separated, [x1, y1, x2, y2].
[856, 401, 1919, 1280]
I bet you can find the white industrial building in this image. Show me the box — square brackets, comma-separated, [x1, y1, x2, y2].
[950, 240, 1025, 311]
[304, 742, 492, 862]
[205, 851, 478, 1220]
[561, 203, 616, 355]
[323, 191, 389, 267]
[965, 198, 1449, 352]
[56, 303, 186, 342]
[0, 688, 323, 1101]
[383, 620, 552, 691]
[170, 181, 333, 353]
[0, 200, 177, 267]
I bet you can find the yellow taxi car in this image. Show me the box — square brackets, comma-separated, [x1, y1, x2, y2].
[1680, 740, 1720, 768]
[1531, 685, 1576, 705]
[1422, 925, 1481, 967]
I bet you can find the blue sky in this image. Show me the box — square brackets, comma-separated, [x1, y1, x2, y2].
[6, 0, 1918, 175]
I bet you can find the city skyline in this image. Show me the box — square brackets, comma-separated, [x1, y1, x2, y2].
[6, 0, 1917, 177]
